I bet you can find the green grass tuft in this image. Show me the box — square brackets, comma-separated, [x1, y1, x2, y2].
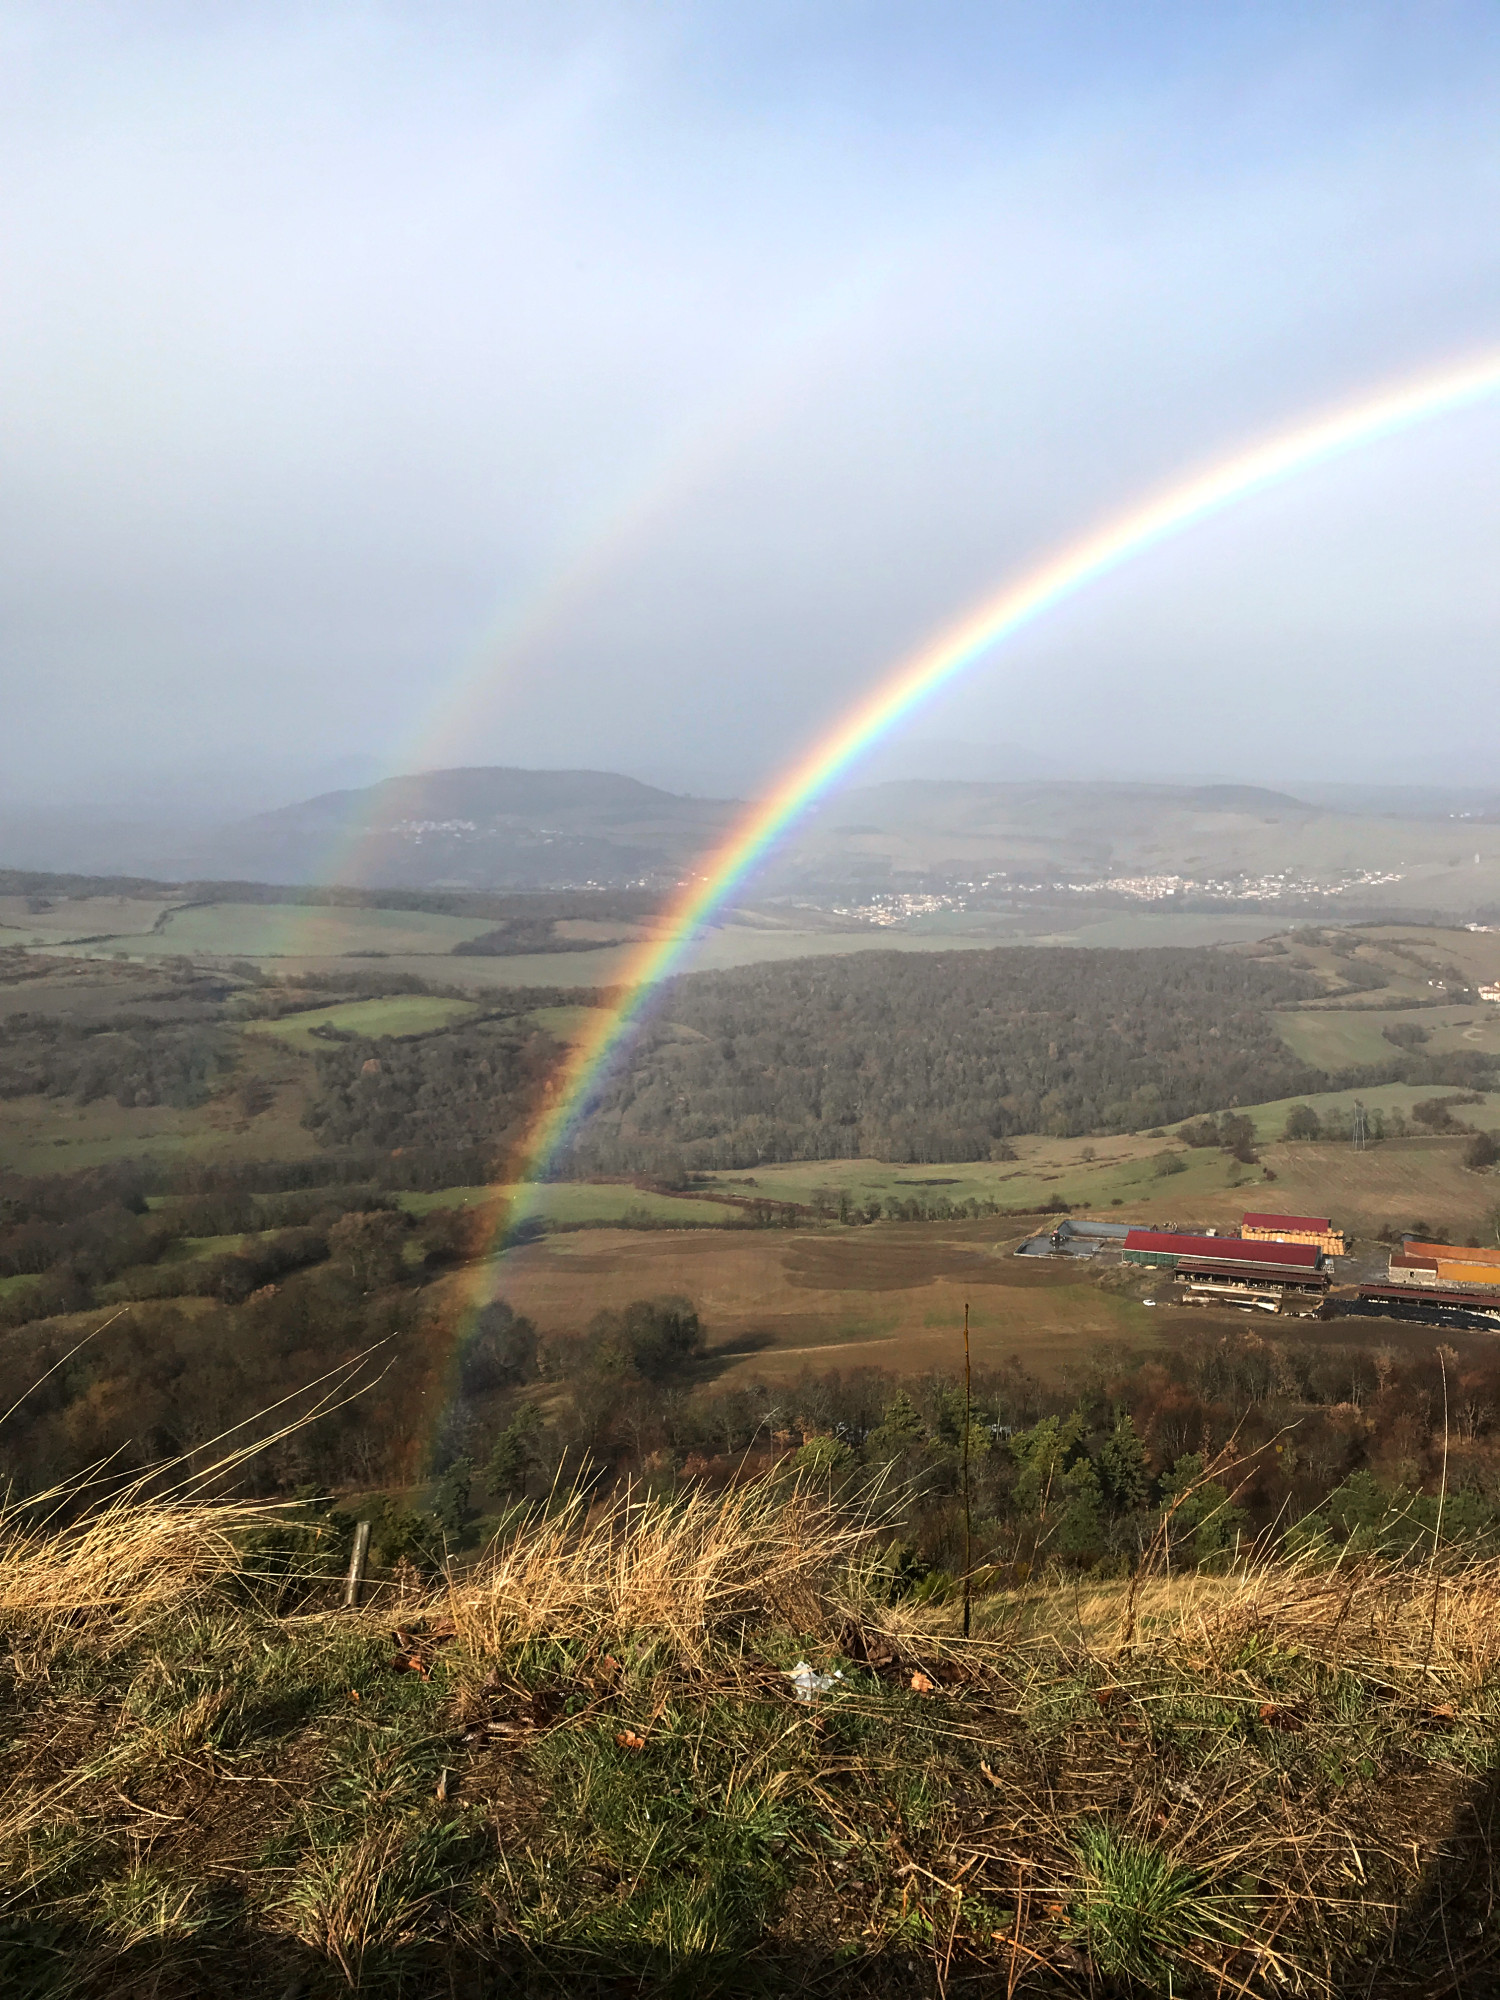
[1066, 1821, 1242, 1988]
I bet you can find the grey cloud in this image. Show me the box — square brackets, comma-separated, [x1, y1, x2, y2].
[1, 3, 1498, 815]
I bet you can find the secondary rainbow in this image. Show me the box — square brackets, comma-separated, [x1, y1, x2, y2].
[487, 346, 1500, 1225]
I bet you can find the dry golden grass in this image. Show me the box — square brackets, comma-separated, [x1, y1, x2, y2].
[0, 1488, 264, 1649]
[906, 1552, 1500, 1679]
[3, 1465, 1500, 1995]
[0, 1345, 372, 1654]
[447, 1473, 894, 1666]
[840, 1551, 1500, 1994]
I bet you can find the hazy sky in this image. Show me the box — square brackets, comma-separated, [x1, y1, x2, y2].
[3, 2, 1499, 813]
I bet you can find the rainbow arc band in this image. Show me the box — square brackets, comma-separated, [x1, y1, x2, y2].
[500, 350, 1500, 1215]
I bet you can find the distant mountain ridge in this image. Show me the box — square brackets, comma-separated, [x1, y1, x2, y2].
[779, 777, 1330, 888]
[5, 766, 1500, 908]
[183, 767, 739, 889]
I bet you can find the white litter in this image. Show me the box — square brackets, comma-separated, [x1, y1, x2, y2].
[786, 1660, 844, 1703]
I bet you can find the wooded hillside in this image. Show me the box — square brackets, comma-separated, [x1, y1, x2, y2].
[567, 946, 1323, 1171]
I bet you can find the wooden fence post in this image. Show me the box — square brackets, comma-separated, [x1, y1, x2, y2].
[343, 1519, 371, 1609]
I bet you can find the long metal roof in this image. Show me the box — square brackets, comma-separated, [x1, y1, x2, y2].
[1124, 1230, 1320, 1268]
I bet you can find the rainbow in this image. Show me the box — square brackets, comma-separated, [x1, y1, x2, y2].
[489, 348, 1500, 1211]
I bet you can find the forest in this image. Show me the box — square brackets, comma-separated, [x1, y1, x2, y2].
[303, 1014, 559, 1153]
[565, 946, 1328, 1171]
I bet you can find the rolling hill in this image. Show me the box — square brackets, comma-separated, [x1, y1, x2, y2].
[175, 768, 738, 889]
[7, 767, 1500, 910]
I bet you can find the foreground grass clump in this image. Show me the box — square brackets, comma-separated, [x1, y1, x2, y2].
[3, 1479, 1500, 1996]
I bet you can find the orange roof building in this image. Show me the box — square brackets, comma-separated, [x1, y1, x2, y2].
[1242, 1211, 1346, 1257]
[1399, 1240, 1500, 1289]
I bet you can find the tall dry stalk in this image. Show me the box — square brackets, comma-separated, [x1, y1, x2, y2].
[0, 1486, 266, 1640]
[961, 1300, 972, 1641]
[0, 1346, 380, 1647]
[448, 1471, 894, 1665]
[1426, 1344, 1451, 1670]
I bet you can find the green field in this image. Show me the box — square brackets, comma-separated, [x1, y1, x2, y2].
[0, 1083, 320, 1175]
[401, 1182, 737, 1227]
[1274, 1007, 1399, 1068]
[696, 1135, 1263, 1217]
[245, 993, 479, 1051]
[231, 912, 1294, 994]
[1276, 1002, 1500, 1070]
[521, 1003, 613, 1044]
[0, 894, 181, 945]
[158, 1232, 249, 1263]
[39, 900, 496, 961]
[1242, 1081, 1500, 1142]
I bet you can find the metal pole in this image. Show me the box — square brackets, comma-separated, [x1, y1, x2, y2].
[343, 1519, 371, 1609]
[962, 1301, 972, 1641]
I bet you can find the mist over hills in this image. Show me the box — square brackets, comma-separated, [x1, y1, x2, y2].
[785, 780, 1321, 888]
[192, 768, 737, 891]
[4, 764, 1500, 911]
[0, 769, 737, 891]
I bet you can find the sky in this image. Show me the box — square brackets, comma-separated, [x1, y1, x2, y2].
[2, 1, 1499, 819]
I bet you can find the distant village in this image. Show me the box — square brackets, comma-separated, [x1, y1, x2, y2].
[1021, 1209, 1500, 1330]
[830, 867, 1410, 925]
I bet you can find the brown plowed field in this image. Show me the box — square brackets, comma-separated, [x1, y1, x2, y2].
[479, 1221, 1158, 1381]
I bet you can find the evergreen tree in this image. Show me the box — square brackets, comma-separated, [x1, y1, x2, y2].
[1009, 1412, 1086, 1519]
[430, 1454, 473, 1535]
[932, 1386, 992, 1465]
[1159, 1453, 1244, 1567]
[1056, 1456, 1106, 1557]
[864, 1389, 932, 1465]
[794, 1433, 854, 1475]
[487, 1404, 543, 1499]
[1098, 1410, 1150, 1516]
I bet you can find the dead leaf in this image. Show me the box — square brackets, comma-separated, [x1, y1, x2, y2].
[615, 1729, 647, 1752]
[348, 1689, 361, 1703]
[910, 1671, 935, 1696]
[1426, 1704, 1458, 1725]
[978, 1760, 1003, 1789]
[435, 1768, 449, 1802]
[1095, 1686, 1121, 1707]
[1043, 1901, 1066, 1918]
[1258, 1703, 1301, 1730]
[390, 1653, 430, 1678]
[428, 1616, 457, 1642]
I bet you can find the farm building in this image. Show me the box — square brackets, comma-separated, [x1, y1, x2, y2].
[1123, 1230, 1322, 1274]
[1242, 1211, 1346, 1257]
[1015, 1217, 1132, 1260]
[1480, 983, 1500, 1003]
[1124, 1230, 1326, 1309]
[1395, 1240, 1500, 1289]
[1175, 1250, 1329, 1304]
[1387, 1252, 1440, 1287]
[1349, 1283, 1500, 1330]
